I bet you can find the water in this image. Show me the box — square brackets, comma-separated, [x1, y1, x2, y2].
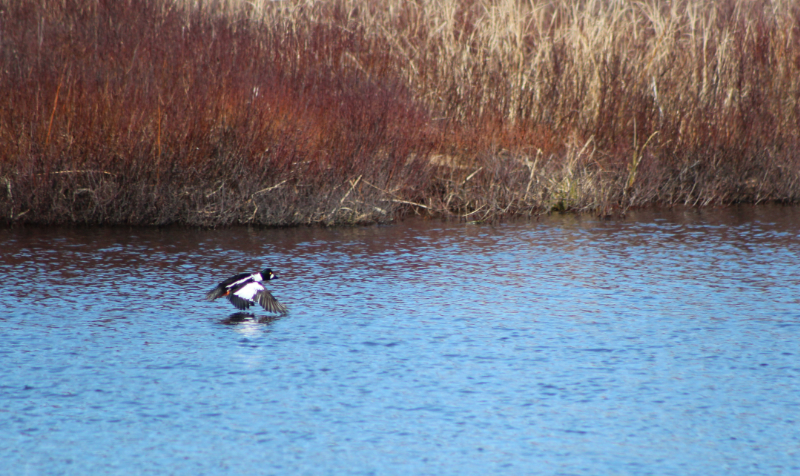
[1, 206, 799, 475]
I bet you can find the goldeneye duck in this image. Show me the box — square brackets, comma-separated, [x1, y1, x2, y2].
[205, 268, 288, 314]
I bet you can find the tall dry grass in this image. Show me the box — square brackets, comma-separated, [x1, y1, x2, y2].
[2, 0, 799, 225]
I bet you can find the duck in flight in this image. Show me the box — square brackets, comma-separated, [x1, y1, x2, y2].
[205, 268, 288, 314]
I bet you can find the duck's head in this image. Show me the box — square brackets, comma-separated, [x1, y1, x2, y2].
[260, 268, 277, 280]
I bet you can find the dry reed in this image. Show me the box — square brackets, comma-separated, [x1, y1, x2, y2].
[2, 0, 799, 226]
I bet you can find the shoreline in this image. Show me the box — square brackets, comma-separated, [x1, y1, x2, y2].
[3, 202, 797, 230]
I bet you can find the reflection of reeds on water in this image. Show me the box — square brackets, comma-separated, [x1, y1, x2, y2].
[3, 0, 799, 226]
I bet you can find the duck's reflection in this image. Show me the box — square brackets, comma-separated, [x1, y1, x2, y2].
[219, 312, 283, 325]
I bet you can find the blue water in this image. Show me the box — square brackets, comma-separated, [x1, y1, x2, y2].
[1, 206, 799, 475]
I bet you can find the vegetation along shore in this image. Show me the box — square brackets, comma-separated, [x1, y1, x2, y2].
[2, 0, 799, 226]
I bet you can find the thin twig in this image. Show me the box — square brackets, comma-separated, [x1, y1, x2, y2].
[46, 64, 68, 146]
[386, 198, 430, 209]
[462, 205, 486, 217]
[363, 178, 430, 209]
[40, 170, 116, 177]
[339, 175, 362, 204]
[252, 180, 288, 196]
[463, 167, 483, 184]
[361, 178, 401, 196]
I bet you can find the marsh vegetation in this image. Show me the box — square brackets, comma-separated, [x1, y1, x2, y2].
[2, 0, 799, 226]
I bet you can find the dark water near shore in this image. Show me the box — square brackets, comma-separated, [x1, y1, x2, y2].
[2, 206, 799, 475]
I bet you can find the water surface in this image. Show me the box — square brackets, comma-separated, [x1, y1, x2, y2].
[2, 206, 799, 475]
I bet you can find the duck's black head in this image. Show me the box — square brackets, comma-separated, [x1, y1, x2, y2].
[260, 268, 277, 280]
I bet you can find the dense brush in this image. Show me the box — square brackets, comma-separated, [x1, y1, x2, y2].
[2, 0, 799, 226]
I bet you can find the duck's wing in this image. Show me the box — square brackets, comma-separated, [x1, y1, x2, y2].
[227, 293, 253, 310]
[226, 281, 263, 310]
[205, 272, 251, 301]
[255, 289, 288, 314]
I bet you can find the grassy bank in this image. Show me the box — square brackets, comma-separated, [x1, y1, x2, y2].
[2, 0, 799, 226]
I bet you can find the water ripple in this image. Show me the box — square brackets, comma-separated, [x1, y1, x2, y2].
[1, 206, 800, 475]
